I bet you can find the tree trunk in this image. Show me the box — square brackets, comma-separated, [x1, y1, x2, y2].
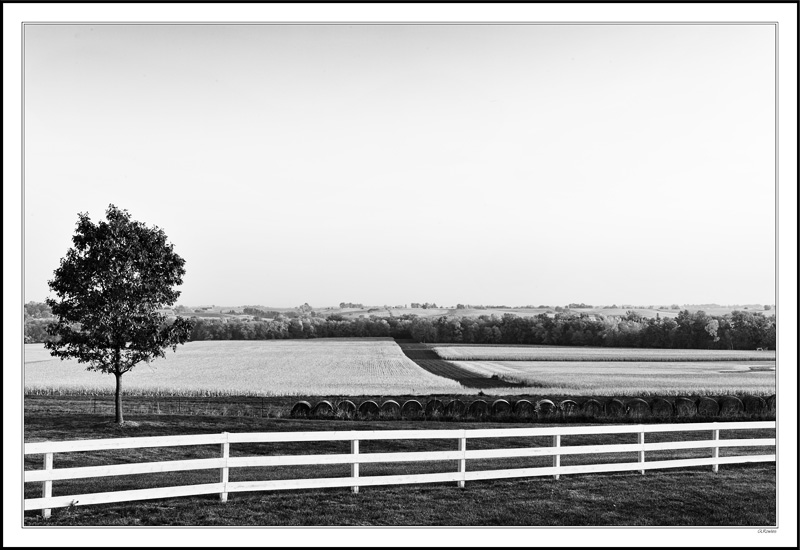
[114, 371, 124, 424]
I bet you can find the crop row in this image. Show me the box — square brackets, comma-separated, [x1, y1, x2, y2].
[24, 340, 465, 396]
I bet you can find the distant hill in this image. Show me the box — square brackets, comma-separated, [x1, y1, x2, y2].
[177, 303, 775, 321]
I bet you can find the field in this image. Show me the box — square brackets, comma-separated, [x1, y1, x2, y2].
[22, 413, 776, 527]
[448, 361, 776, 396]
[24, 339, 466, 397]
[25, 339, 777, 398]
[21, 336, 779, 529]
[432, 346, 777, 362]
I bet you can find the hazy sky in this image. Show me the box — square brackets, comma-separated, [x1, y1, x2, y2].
[23, 23, 777, 308]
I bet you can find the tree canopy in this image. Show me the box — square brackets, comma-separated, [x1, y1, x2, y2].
[45, 205, 192, 422]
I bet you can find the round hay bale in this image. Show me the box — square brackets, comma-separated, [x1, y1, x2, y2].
[358, 400, 380, 418]
[697, 397, 720, 417]
[444, 399, 466, 418]
[425, 398, 444, 417]
[491, 399, 512, 417]
[401, 399, 424, 419]
[336, 400, 357, 419]
[743, 396, 766, 416]
[626, 398, 651, 419]
[718, 396, 744, 417]
[605, 398, 626, 417]
[535, 399, 557, 418]
[559, 399, 579, 417]
[765, 394, 776, 414]
[651, 398, 674, 418]
[290, 400, 312, 418]
[580, 399, 604, 418]
[467, 399, 489, 418]
[311, 400, 335, 418]
[380, 399, 401, 419]
[674, 397, 697, 418]
[512, 399, 535, 419]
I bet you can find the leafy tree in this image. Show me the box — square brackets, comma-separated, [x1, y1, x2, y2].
[45, 205, 193, 423]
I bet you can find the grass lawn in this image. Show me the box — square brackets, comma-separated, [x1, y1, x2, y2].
[22, 412, 776, 527]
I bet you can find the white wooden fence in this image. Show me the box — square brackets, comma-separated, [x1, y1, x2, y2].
[24, 421, 775, 518]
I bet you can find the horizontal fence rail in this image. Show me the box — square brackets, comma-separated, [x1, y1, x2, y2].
[24, 421, 775, 517]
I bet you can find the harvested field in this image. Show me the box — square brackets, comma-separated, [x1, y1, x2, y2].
[395, 341, 525, 389]
[448, 360, 775, 396]
[433, 346, 776, 362]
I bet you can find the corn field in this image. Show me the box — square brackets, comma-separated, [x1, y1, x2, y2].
[24, 340, 466, 397]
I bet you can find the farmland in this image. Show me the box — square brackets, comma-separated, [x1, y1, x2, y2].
[432, 346, 777, 362]
[448, 361, 776, 396]
[25, 339, 777, 398]
[24, 339, 465, 397]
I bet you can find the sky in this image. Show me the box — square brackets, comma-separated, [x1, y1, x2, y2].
[23, 23, 777, 308]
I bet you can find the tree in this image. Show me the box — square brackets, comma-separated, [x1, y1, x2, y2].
[45, 205, 193, 423]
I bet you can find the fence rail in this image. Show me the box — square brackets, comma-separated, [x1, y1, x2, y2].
[24, 421, 775, 517]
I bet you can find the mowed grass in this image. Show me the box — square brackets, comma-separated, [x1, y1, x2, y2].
[24, 339, 466, 397]
[433, 346, 777, 362]
[22, 414, 776, 526]
[450, 360, 776, 396]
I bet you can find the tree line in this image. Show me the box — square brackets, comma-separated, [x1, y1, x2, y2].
[25, 303, 776, 350]
[158, 310, 778, 350]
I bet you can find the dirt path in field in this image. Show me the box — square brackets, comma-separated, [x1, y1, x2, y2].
[394, 340, 528, 389]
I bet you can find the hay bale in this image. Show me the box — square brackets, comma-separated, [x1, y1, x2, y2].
[336, 400, 357, 419]
[626, 398, 651, 419]
[651, 398, 674, 418]
[357, 400, 380, 418]
[380, 399, 401, 419]
[424, 398, 444, 417]
[311, 400, 335, 418]
[491, 399, 512, 417]
[674, 397, 697, 417]
[743, 395, 766, 416]
[559, 399, 579, 417]
[580, 399, 604, 418]
[467, 399, 489, 418]
[401, 399, 424, 419]
[605, 398, 626, 417]
[535, 399, 557, 418]
[444, 399, 466, 418]
[697, 397, 720, 417]
[290, 400, 312, 418]
[512, 399, 535, 419]
[765, 394, 776, 414]
[718, 396, 744, 417]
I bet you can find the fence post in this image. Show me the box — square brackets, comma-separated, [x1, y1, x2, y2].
[712, 427, 720, 473]
[552, 434, 560, 480]
[351, 438, 359, 494]
[42, 452, 53, 519]
[458, 430, 467, 488]
[220, 432, 229, 502]
[638, 430, 645, 475]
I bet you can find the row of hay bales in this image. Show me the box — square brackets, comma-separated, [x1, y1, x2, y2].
[290, 395, 775, 420]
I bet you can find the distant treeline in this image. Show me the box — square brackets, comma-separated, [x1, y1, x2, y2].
[24, 301, 776, 350]
[184, 310, 774, 350]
